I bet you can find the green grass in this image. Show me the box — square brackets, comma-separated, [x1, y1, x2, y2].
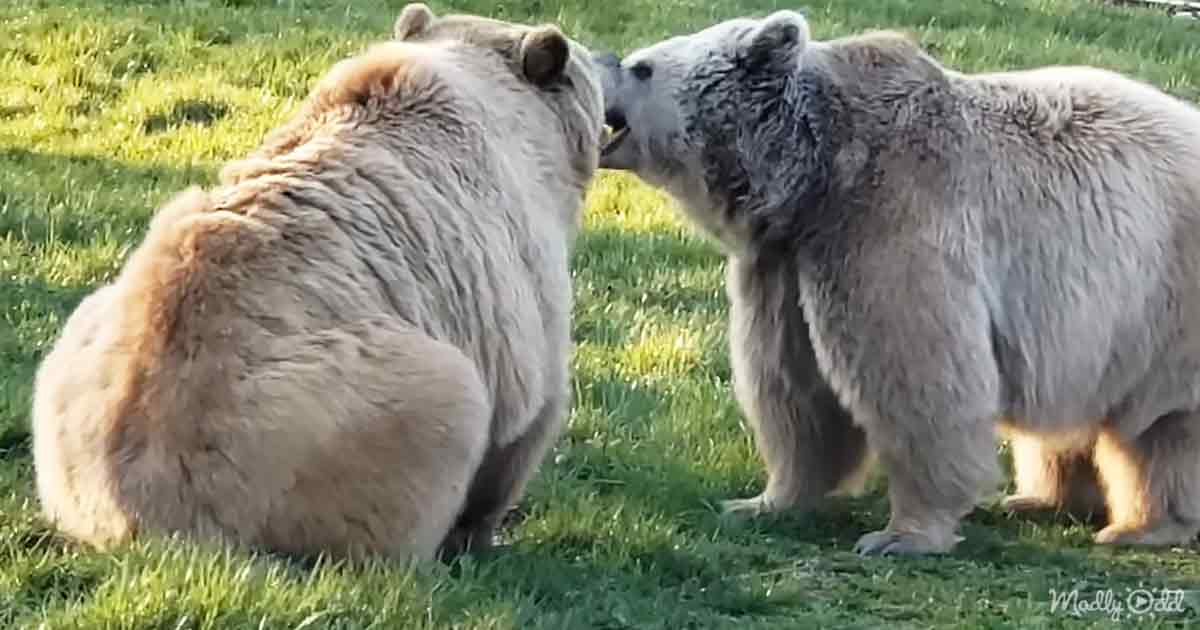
[2, 0, 1200, 627]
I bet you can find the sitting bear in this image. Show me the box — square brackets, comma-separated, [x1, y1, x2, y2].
[594, 11, 1200, 555]
[31, 3, 606, 562]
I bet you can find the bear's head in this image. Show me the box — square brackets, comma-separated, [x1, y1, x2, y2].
[594, 11, 819, 249]
[392, 3, 606, 172]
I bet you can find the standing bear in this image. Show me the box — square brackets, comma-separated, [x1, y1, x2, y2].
[594, 11, 1200, 555]
[31, 3, 606, 562]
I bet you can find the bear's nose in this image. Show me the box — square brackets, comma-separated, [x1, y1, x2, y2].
[604, 106, 627, 130]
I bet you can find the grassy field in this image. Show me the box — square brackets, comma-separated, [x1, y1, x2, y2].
[2, 0, 1200, 627]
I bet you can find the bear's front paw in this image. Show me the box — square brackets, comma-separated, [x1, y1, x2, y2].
[719, 495, 771, 518]
[720, 489, 813, 519]
[852, 528, 963, 556]
[1000, 494, 1058, 515]
[1094, 520, 1200, 547]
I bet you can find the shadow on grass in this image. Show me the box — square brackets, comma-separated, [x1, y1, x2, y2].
[0, 147, 212, 248]
[0, 427, 31, 461]
[0, 272, 104, 460]
[262, 535, 800, 628]
[530, 364, 1198, 611]
[6, 153, 1194, 626]
[437, 498, 1199, 628]
[452, 544, 795, 626]
[562, 216, 1200, 595]
[5, 337, 1194, 626]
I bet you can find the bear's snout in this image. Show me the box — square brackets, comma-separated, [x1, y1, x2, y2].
[604, 106, 627, 131]
[592, 51, 624, 114]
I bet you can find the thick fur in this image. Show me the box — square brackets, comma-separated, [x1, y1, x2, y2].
[595, 12, 1200, 554]
[31, 3, 605, 562]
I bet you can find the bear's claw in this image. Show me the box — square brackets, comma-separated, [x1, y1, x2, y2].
[853, 528, 962, 556]
[719, 495, 770, 518]
[1000, 494, 1059, 514]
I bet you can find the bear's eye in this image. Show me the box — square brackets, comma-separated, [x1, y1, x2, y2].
[630, 62, 653, 81]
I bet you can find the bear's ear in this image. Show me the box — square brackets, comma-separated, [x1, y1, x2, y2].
[394, 3, 436, 40]
[520, 25, 570, 87]
[744, 10, 809, 70]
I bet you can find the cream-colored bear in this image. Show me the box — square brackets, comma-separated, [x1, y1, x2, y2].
[31, 3, 605, 563]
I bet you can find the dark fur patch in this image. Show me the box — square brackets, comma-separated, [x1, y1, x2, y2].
[686, 56, 839, 256]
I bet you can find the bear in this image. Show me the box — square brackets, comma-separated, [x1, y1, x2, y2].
[592, 11, 1200, 555]
[30, 3, 606, 563]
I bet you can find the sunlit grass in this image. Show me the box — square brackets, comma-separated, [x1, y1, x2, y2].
[1, 0, 1198, 627]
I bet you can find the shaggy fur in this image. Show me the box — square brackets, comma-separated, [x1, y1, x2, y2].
[595, 11, 1200, 555]
[31, 3, 605, 562]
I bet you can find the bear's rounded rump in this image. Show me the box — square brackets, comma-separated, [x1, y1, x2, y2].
[31, 3, 606, 562]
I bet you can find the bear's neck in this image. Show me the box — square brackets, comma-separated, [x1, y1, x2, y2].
[718, 37, 955, 264]
[698, 61, 842, 260]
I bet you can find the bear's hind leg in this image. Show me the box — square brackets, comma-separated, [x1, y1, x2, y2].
[243, 319, 493, 563]
[1002, 431, 1106, 522]
[1093, 411, 1200, 546]
[438, 395, 566, 560]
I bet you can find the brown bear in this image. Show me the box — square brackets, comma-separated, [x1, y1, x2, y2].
[30, 3, 606, 563]
[594, 11, 1200, 554]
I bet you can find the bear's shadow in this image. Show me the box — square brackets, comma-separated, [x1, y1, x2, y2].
[432, 492, 1189, 626]
[525, 225, 1195, 609]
